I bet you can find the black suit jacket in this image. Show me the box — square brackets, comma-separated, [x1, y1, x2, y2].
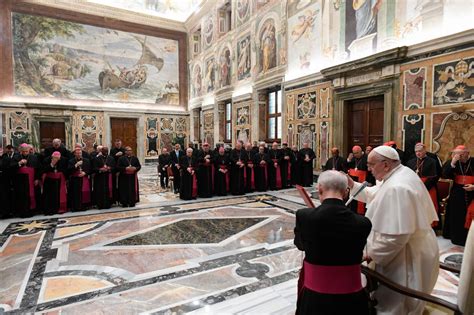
[170, 150, 185, 166]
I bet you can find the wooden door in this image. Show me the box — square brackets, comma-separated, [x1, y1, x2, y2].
[40, 121, 66, 149]
[347, 96, 384, 153]
[110, 118, 137, 155]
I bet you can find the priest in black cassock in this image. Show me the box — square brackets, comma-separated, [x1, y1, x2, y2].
[290, 145, 301, 186]
[117, 147, 141, 207]
[407, 143, 440, 228]
[230, 142, 247, 195]
[179, 148, 198, 200]
[0, 146, 14, 218]
[442, 145, 474, 246]
[170, 143, 184, 194]
[347, 145, 369, 215]
[294, 170, 371, 315]
[214, 146, 230, 196]
[280, 142, 292, 188]
[244, 143, 256, 193]
[299, 143, 315, 187]
[11, 144, 40, 217]
[253, 146, 269, 192]
[44, 138, 71, 161]
[68, 148, 92, 212]
[158, 148, 172, 189]
[92, 147, 115, 209]
[110, 139, 126, 204]
[197, 143, 214, 198]
[42, 151, 68, 215]
[268, 142, 282, 190]
[324, 147, 347, 172]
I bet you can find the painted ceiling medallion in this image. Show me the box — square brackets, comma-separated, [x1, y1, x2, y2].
[86, 0, 203, 22]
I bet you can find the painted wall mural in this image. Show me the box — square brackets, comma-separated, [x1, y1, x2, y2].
[287, 0, 322, 79]
[202, 13, 215, 50]
[432, 58, 474, 106]
[205, 58, 216, 93]
[12, 13, 180, 105]
[192, 64, 202, 97]
[258, 18, 277, 73]
[237, 35, 251, 80]
[233, 101, 251, 144]
[219, 47, 232, 88]
[235, 0, 251, 28]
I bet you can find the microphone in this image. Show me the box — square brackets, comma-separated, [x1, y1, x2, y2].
[345, 181, 369, 206]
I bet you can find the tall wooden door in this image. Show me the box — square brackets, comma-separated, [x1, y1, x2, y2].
[347, 96, 384, 153]
[40, 122, 66, 149]
[110, 118, 137, 155]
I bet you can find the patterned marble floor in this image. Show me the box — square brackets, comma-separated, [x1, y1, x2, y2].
[0, 164, 464, 314]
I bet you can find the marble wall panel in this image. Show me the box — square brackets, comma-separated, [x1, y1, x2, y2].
[432, 111, 474, 162]
[402, 114, 425, 160]
[72, 112, 104, 153]
[7, 110, 31, 147]
[403, 67, 426, 110]
[203, 110, 215, 147]
[233, 100, 252, 144]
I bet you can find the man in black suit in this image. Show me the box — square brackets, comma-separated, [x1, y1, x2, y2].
[294, 170, 371, 315]
[170, 143, 184, 194]
[158, 147, 172, 189]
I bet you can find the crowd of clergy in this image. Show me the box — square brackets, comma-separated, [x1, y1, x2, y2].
[0, 139, 141, 219]
[324, 141, 473, 247]
[158, 140, 316, 200]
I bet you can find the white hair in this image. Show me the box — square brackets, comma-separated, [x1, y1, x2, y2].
[52, 138, 61, 144]
[317, 170, 348, 193]
[186, 148, 193, 153]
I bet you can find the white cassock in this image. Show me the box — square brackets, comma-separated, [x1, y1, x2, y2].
[352, 165, 439, 315]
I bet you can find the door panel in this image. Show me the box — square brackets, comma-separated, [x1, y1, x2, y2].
[347, 96, 384, 153]
[111, 118, 137, 155]
[40, 122, 66, 149]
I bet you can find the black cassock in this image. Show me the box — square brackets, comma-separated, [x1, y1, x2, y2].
[0, 154, 13, 218]
[294, 199, 371, 315]
[68, 157, 92, 211]
[179, 155, 198, 200]
[290, 149, 301, 186]
[110, 147, 126, 204]
[407, 156, 440, 229]
[214, 154, 230, 196]
[197, 150, 214, 198]
[299, 148, 315, 187]
[170, 149, 184, 193]
[92, 154, 115, 209]
[158, 153, 171, 188]
[42, 156, 68, 215]
[10, 153, 40, 217]
[324, 156, 347, 172]
[117, 155, 141, 207]
[230, 149, 247, 195]
[268, 149, 282, 190]
[244, 150, 256, 193]
[442, 157, 474, 246]
[253, 153, 269, 192]
[280, 148, 293, 188]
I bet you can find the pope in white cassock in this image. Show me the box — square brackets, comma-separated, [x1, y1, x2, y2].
[348, 145, 439, 315]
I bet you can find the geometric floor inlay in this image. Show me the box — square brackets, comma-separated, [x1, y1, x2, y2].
[107, 217, 267, 246]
